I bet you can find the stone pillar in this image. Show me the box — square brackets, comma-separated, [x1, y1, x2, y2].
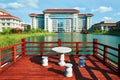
[64, 63, 73, 77]
[42, 56, 48, 66]
[79, 56, 85, 67]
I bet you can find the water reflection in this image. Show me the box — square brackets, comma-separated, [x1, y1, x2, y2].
[26, 33, 120, 48]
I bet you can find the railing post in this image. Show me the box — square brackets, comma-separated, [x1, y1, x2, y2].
[21, 38, 26, 56]
[103, 46, 108, 63]
[12, 46, 16, 62]
[58, 38, 61, 46]
[40, 42, 43, 57]
[118, 44, 120, 76]
[76, 42, 79, 56]
[0, 48, 2, 72]
[93, 38, 98, 57]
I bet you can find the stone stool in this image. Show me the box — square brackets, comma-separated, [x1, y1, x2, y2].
[79, 56, 85, 67]
[64, 63, 73, 77]
[42, 56, 48, 66]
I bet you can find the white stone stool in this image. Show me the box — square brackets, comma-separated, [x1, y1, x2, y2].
[42, 56, 48, 66]
[64, 63, 73, 77]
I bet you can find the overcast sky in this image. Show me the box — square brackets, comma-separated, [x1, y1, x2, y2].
[0, 0, 120, 24]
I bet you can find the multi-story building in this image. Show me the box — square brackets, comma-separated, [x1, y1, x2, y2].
[0, 8, 22, 32]
[29, 9, 93, 32]
[92, 21, 117, 31]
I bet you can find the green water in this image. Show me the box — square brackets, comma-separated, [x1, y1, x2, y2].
[27, 33, 120, 48]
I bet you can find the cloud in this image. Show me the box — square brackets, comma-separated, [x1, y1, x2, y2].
[74, 7, 86, 11]
[0, 0, 39, 10]
[102, 17, 113, 21]
[0, 2, 24, 9]
[18, 0, 39, 8]
[116, 12, 120, 16]
[7, 2, 24, 9]
[91, 6, 112, 13]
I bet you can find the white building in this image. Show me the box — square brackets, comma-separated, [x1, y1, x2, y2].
[0, 8, 22, 32]
[92, 21, 117, 31]
[29, 9, 93, 32]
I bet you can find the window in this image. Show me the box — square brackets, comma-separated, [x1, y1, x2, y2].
[2, 23, 5, 26]
[7, 23, 10, 26]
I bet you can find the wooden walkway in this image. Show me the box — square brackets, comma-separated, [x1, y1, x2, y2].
[0, 55, 119, 80]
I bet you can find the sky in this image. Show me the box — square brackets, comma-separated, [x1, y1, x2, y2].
[0, 0, 120, 24]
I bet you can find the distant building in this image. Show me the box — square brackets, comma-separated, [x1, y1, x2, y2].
[92, 21, 117, 31]
[29, 9, 93, 32]
[0, 8, 22, 32]
[116, 21, 120, 27]
[21, 23, 31, 31]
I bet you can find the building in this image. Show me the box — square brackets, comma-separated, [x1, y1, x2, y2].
[92, 21, 117, 31]
[21, 23, 31, 31]
[116, 21, 120, 27]
[0, 8, 22, 32]
[29, 9, 93, 32]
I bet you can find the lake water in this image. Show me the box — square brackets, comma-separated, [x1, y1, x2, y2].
[27, 33, 120, 48]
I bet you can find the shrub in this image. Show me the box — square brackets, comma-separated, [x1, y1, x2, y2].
[2, 27, 12, 34]
[11, 27, 22, 33]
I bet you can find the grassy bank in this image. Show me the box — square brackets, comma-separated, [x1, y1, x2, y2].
[89, 30, 120, 36]
[105, 32, 120, 36]
[0, 32, 55, 47]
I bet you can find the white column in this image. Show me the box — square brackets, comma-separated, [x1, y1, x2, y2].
[101, 26, 104, 30]
[58, 53, 65, 66]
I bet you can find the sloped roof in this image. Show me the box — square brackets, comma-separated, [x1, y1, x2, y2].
[0, 14, 21, 21]
[0, 8, 10, 15]
[0, 8, 22, 21]
[29, 13, 44, 17]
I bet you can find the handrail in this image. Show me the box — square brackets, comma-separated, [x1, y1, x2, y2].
[93, 39, 120, 75]
[0, 40, 24, 72]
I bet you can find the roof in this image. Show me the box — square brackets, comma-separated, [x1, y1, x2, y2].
[0, 14, 22, 21]
[29, 13, 44, 17]
[43, 9, 79, 13]
[78, 14, 93, 17]
[0, 8, 10, 15]
[93, 21, 116, 27]
[0, 8, 22, 21]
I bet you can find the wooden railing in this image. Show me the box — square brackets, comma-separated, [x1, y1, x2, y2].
[93, 39, 120, 76]
[26, 38, 93, 56]
[0, 41, 23, 72]
[0, 38, 120, 76]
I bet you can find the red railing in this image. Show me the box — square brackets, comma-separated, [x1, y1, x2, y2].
[0, 41, 23, 72]
[93, 39, 120, 75]
[0, 38, 120, 76]
[26, 38, 93, 56]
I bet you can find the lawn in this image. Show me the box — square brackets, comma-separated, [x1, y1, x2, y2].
[0, 32, 54, 47]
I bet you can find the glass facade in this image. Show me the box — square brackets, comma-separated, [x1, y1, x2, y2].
[38, 16, 44, 29]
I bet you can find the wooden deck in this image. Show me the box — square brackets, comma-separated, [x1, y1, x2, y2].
[0, 55, 119, 80]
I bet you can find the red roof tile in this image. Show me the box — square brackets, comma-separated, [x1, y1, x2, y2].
[29, 13, 44, 17]
[78, 14, 93, 17]
[0, 14, 21, 21]
[0, 8, 22, 21]
[43, 9, 79, 13]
